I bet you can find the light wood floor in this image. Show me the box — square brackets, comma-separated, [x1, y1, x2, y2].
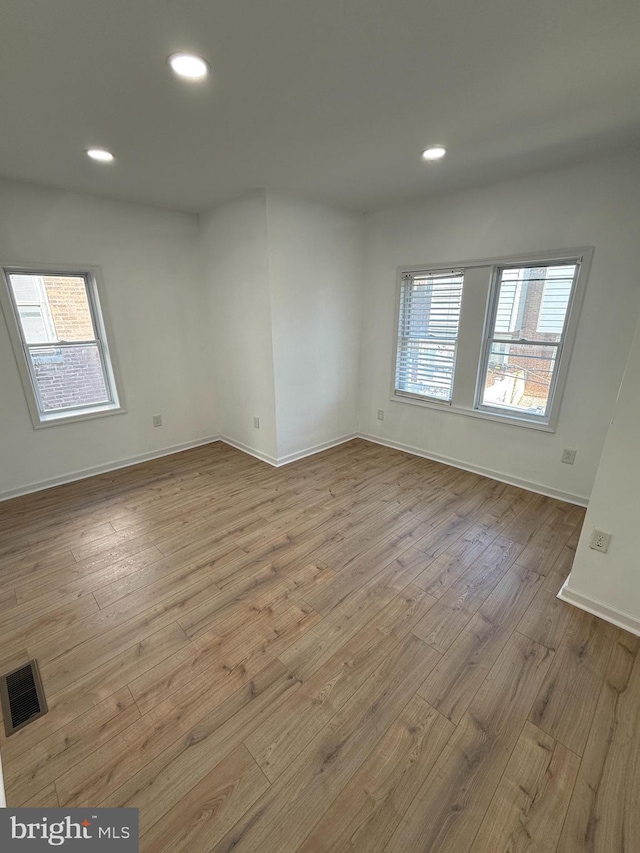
[0, 439, 638, 852]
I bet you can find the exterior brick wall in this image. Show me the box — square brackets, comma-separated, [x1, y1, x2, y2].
[43, 276, 94, 340]
[34, 276, 107, 411]
[32, 345, 108, 411]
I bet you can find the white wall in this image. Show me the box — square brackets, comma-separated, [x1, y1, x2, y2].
[561, 313, 640, 633]
[266, 193, 363, 460]
[359, 153, 640, 503]
[0, 179, 217, 498]
[2, 152, 639, 504]
[199, 190, 278, 461]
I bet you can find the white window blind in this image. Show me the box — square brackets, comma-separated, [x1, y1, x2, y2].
[394, 269, 464, 402]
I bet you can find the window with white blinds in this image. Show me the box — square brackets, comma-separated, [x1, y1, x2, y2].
[391, 250, 590, 430]
[394, 269, 464, 402]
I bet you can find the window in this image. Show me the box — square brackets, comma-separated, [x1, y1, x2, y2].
[391, 249, 591, 430]
[0, 266, 123, 427]
[478, 263, 578, 421]
[394, 269, 464, 402]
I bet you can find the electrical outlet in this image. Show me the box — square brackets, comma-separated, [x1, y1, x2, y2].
[561, 448, 577, 465]
[377, 409, 384, 421]
[152, 415, 162, 427]
[253, 417, 260, 429]
[589, 529, 611, 553]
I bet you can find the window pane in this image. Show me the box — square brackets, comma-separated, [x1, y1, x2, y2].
[9, 273, 96, 343]
[397, 341, 457, 400]
[492, 264, 576, 344]
[396, 270, 464, 402]
[28, 344, 110, 411]
[481, 342, 558, 417]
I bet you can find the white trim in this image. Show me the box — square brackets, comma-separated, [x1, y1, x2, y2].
[0, 262, 127, 429]
[359, 432, 588, 506]
[218, 436, 278, 467]
[0, 430, 588, 506]
[558, 577, 640, 637]
[0, 433, 362, 501]
[0, 435, 221, 502]
[275, 433, 359, 466]
[474, 253, 591, 431]
[395, 247, 595, 279]
[219, 434, 359, 468]
[31, 402, 126, 429]
[390, 247, 593, 434]
[388, 393, 556, 431]
[0, 751, 5, 808]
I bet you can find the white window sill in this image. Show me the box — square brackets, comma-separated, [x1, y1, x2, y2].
[33, 403, 126, 429]
[390, 392, 556, 432]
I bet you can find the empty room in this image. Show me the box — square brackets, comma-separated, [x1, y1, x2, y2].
[1, 1, 639, 851]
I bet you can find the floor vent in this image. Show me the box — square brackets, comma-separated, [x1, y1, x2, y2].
[0, 659, 48, 736]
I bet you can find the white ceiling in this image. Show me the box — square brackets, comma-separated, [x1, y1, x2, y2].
[1, 0, 640, 213]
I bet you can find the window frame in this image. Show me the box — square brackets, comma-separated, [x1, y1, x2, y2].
[390, 248, 593, 432]
[475, 259, 582, 428]
[0, 263, 126, 428]
[393, 267, 465, 405]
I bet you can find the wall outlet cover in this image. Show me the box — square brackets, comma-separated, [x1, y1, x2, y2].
[561, 448, 577, 465]
[253, 417, 260, 429]
[152, 415, 162, 427]
[589, 529, 611, 553]
[377, 409, 384, 420]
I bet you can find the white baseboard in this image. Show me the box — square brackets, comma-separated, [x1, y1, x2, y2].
[275, 433, 359, 466]
[0, 432, 357, 502]
[0, 435, 222, 502]
[359, 432, 589, 507]
[558, 577, 640, 637]
[0, 429, 589, 508]
[219, 433, 358, 467]
[218, 435, 278, 467]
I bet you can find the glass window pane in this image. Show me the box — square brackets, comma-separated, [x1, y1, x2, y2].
[492, 264, 576, 344]
[9, 273, 96, 343]
[481, 343, 558, 417]
[40, 275, 96, 341]
[28, 344, 110, 411]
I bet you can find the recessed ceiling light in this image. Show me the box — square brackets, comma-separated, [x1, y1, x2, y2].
[169, 53, 209, 80]
[421, 146, 446, 161]
[86, 148, 115, 163]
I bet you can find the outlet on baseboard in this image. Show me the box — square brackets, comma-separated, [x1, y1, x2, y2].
[152, 415, 162, 428]
[377, 409, 384, 421]
[561, 448, 577, 465]
[253, 417, 260, 429]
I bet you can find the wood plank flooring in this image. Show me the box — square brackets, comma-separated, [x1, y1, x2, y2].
[0, 439, 638, 852]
